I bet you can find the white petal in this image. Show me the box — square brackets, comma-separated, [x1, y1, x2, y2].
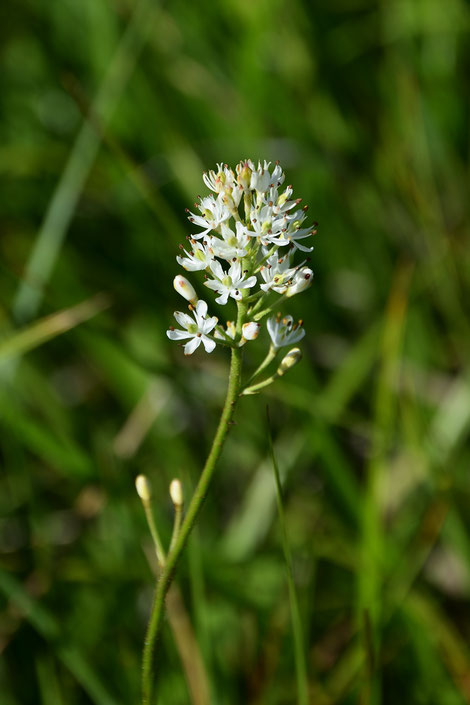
[209, 260, 225, 280]
[291, 328, 305, 344]
[167, 329, 192, 341]
[267, 318, 278, 343]
[204, 279, 223, 292]
[184, 337, 201, 355]
[174, 311, 194, 329]
[202, 336, 216, 353]
[215, 291, 229, 305]
[176, 256, 207, 272]
[241, 275, 257, 289]
[201, 316, 218, 334]
[229, 261, 241, 281]
[195, 300, 208, 318]
[295, 243, 314, 253]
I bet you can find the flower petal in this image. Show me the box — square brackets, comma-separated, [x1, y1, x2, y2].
[215, 291, 229, 305]
[195, 300, 208, 318]
[167, 329, 192, 341]
[202, 336, 216, 353]
[204, 279, 223, 292]
[174, 311, 194, 329]
[201, 316, 218, 334]
[209, 260, 225, 280]
[241, 275, 257, 289]
[184, 337, 201, 355]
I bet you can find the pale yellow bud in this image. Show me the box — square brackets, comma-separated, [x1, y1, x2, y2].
[236, 161, 252, 190]
[277, 347, 302, 376]
[135, 474, 152, 502]
[242, 321, 260, 340]
[169, 479, 184, 508]
[173, 275, 197, 304]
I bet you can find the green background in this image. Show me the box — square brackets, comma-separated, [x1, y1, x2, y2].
[1, 0, 470, 703]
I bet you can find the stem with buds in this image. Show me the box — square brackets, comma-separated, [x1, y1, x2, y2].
[141, 299, 248, 705]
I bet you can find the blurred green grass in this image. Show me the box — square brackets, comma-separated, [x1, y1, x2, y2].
[1, 0, 470, 703]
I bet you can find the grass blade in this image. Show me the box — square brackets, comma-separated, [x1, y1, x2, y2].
[0, 294, 109, 364]
[267, 406, 309, 705]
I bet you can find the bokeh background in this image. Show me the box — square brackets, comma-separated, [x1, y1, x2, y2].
[2, 0, 470, 703]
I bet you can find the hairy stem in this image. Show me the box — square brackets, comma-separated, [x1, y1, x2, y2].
[141, 299, 248, 705]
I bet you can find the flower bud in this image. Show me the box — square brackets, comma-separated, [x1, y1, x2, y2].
[242, 321, 260, 340]
[135, 474, 152, 502]
[169, 479, 183, 508]
[277, 347, 302, 376]
[173, 275, 197, 304]
[236, 161, 252, 190]
[286, 267, 313, 298]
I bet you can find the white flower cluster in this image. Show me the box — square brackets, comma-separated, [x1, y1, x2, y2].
[167, 160, 316, 356]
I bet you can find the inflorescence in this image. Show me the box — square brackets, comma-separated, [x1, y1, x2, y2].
[167, 159, 316, 360]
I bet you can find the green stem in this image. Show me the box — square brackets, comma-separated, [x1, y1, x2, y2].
[242, 373, 278, 396]
[141, 300, 248, 705]
[247, 345, 277, 384]
[142, 499, 166, 567]
[169, 504, 182, 554]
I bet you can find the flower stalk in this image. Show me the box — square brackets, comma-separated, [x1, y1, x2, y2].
[142, 300, 248, 705]
[141, 160, 317, 703]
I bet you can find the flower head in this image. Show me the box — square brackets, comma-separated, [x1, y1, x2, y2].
[267, 314, 305, 349]
[167, 300, 218, 355]
[168, 159, 316, 357]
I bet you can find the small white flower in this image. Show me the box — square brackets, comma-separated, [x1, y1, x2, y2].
[187, 195, 231, 238]
[286, 267, 313, 297]
[210, 222, 250, 261]
[204, 260, 257, 305]
[259, 253, 299, 293]
[249, 160, 272, 194]
[267, 314, 305, 349]
[176, 238, 214, 271]
[202, 164, 235, 193]
[167, 299, 218, 355]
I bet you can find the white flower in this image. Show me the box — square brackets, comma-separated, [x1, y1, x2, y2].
[167, 300, 218, 355]
[286, 267, 313, 297]
[210, 222, 251, 261]
[176, 238, 214, 271]
[202, 164, 235, 193]
[204, 260, 257, 305]
[247, 205, 279, 246]
[187, 195, 231, 238]
[259, 252, 299, 293]
[267, 314, 305, 349]
[249, 160, 272, 194]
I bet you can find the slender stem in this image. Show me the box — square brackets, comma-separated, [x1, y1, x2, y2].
[247, 344, 277, 384]
[141, 299, 248, 705]
[242, 373, 278, 396]
[169, 504, 183, 554]
[141, 498, 166, 567]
